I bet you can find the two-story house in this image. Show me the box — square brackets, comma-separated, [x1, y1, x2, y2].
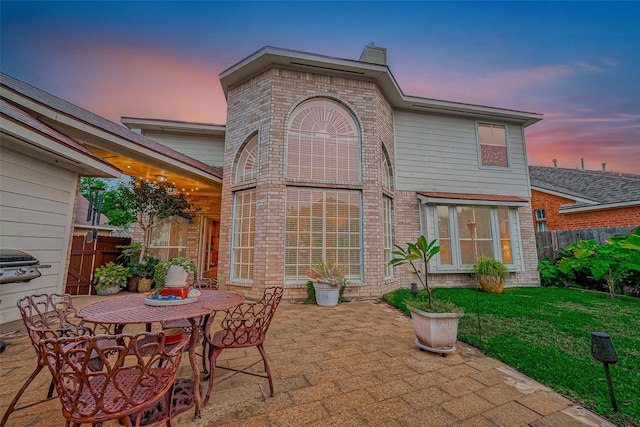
[1, 44, 542, 324]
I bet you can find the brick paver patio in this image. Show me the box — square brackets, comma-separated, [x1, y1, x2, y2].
[0, 294, 614, 426]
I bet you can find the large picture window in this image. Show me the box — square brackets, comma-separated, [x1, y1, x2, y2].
[434, 205, 516, 270]
[232, 189, 256, 280]
[285, 188, 361, 281]
[287, 98, 361, 182]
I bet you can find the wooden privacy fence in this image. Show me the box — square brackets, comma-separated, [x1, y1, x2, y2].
[536, 225, 637, 260]
[65, 236, 130, 295]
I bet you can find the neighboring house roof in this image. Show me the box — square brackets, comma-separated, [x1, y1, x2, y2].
[529, 166, 640, 213]
[220, 46, 543, 127]
[1, 99, 121, 177]
[0, 72, 223, 180]
[75, 195, 113, 229]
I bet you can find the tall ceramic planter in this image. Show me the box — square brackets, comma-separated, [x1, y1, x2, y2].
[407, 304, 462, 356]
[313, 282, 340, 307]
[165, 265, 189, 288]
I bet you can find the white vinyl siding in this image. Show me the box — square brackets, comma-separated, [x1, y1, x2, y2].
[285, 188, 362, 281]
[143, 131, 226, 167]
[0, 147, 77, 323]
[231, 189, 256, 281]
[394, 111, 530, 198]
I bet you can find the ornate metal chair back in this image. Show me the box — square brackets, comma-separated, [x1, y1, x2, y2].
[39, 331, 188, 425]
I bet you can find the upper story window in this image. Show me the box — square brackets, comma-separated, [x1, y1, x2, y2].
[477, 123, 508, 167]
[236, 135, 258, 184]
[381, 145, 393, 192]
[534, 209, 548, 232]
[287, 98, 361, 183]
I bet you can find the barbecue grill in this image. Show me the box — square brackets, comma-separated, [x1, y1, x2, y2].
[0, 249, 42, 284]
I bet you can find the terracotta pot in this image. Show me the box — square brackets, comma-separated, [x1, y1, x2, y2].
[137, 278, 151, 293]
[407, 304, 462, 355]
[127, 275, 140, 292]
[479, 275, 505, 294]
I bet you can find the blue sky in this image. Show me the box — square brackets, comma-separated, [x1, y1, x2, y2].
[2, 1, 639, 173]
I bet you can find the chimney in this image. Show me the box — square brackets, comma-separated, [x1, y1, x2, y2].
[581, 158, 585, 170]
[552, 159, 557, 168]
[602, 162, 606, 171]
[359, 43, 387, 66]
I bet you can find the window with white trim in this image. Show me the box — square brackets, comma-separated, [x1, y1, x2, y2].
[232, 189, 255, 280]
[534, 209, 548, 231]
[285, 188, 361, 281]
[287, 98, 360, 182]
[383, 196, 393, 278]
[236, 135, 258, 184]
[381, 145, 393, 192]
[433, 205, 517, 270]
[148, 216, 189, 261]
[477, 123, 508, 167]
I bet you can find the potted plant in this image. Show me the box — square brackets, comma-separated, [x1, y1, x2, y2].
[306, 258, 347, 307]
[473, 254, 509, 294]
[153, 257, 197, 293]
[93, 262, 131, 296]
[131, 256, 160, 293]
[389, 236, 463, 355]
[117, 243, 143, 292]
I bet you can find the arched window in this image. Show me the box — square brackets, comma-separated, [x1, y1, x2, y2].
[381, 144, 393, 192]
[287, 98, 360, 182]
[236, 135, 258, 184]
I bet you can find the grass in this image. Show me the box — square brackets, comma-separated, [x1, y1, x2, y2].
[381, 287, 640, 426]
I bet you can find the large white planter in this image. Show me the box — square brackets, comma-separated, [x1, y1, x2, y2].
[165, 265, 189, 288]
[407, 304, 462, 355]
[313, 282, 340, 307]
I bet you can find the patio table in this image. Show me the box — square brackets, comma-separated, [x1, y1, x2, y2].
[78, 290, 244, 420]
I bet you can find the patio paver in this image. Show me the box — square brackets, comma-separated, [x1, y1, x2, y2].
[0, 295, 616, 426]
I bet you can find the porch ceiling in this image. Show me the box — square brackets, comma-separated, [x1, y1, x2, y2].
[88, 146, 222, 197]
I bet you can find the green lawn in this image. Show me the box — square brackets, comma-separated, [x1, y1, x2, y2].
[382, 287, 640, 425]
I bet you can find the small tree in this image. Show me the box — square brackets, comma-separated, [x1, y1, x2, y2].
[80, 177, 135, 227]
[120, 178, 198, 263]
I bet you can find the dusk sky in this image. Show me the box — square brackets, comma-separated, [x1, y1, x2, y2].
[2, 1, 639, 173]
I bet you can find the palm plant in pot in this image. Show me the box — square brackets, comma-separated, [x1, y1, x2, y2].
[389, 236, 463, 356]
[306, 258, 347, 307]
[473, 254, 508, 294]
[93, 262, 131, 296]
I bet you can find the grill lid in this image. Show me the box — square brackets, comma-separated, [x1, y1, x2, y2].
[0, 249, 40, 267]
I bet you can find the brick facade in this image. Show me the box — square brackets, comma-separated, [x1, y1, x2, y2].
[531, 189, 640, 231]
[218, 65, 540, 301]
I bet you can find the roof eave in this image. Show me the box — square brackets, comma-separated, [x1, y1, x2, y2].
[559, 200, 640, 214]
[220, 46, 543, 125]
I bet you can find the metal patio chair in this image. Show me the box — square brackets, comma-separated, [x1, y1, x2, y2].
[1, 293, 111, 426]
[39, 331, 189, 427]
[203, 286, 284, 406]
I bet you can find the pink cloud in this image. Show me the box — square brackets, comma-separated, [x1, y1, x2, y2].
[63, 45, 228, 124]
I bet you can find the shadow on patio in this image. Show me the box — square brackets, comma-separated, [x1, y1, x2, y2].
[0, 296, 614, 426]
